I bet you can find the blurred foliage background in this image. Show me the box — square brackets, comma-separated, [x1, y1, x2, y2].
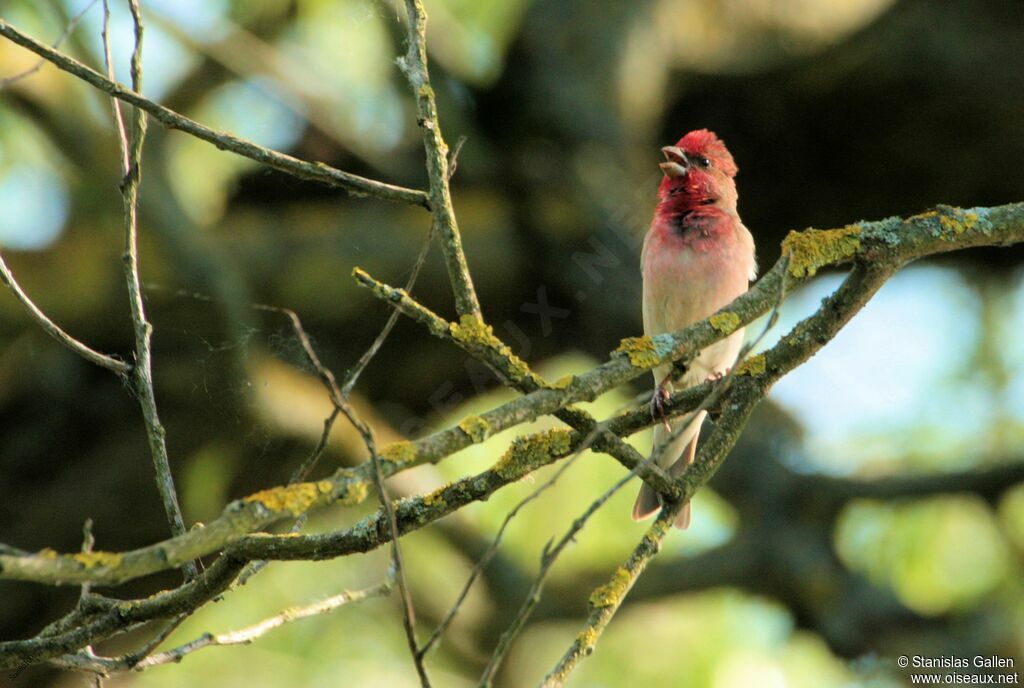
[1, 0, 1023, 685]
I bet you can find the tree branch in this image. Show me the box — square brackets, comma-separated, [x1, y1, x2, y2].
[0, 18, 430, 208]
[399, 0, 481, 317]
[0, 204, 1021, 672]
[102, 0, 195, 580]
[0, 251, 131, 375]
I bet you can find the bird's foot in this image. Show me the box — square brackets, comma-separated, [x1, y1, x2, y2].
[650, 385, 672, 432]
[706, 368, 729, 383]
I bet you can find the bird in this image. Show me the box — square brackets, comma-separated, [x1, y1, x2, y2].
[632, 129, 757, 529]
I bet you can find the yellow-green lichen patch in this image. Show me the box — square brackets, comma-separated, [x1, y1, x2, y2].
[422, 486, 449, 509]
[550, 375, 575, 390]
[782, 224, 862, 278]
[73, 551, 124, 570]
[340, 479, 370, 506]
[588, 566, 631, 608]
[450, 315, 531, 381]
[37, 548, 58, 559]
[735, 354, 767, 376]
[243, 482, 323, 516]
[709, 312, 741, 335]
[939, 210, 979, 236]
[577, 626, 599, 650]
[380, 441, 417, 465]
[492, 429, 573, 479]
[614, 336, 660, 368]
[458, 416, 491, 443]
[317, 480, 333, 494]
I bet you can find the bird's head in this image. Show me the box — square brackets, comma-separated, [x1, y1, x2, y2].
[657, 129, 739, 210]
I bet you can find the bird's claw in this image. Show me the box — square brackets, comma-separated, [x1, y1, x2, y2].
[706, 367, 730, 383]
[650, 387, 672, 432]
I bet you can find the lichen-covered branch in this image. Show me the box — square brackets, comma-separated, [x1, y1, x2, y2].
[0, 555, 245, 669]
[0, 204, 1020, 590]
[399, 0, 482, 317]
[543, 262, 895, 684]
[0, 19, 430, 208]
[104, 0, 195, 579]
[0, 204, 1022, 672]
[352, 267, 677, 498]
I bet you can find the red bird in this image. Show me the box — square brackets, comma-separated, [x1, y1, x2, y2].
[632, 129, 757, 529]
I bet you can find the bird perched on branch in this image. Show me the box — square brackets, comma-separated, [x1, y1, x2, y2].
[632, 129, 757, 529]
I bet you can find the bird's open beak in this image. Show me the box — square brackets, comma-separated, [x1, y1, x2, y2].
[659, 146, 690, 178]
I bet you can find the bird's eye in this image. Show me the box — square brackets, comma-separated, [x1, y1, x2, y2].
[697, 156, 711, 168]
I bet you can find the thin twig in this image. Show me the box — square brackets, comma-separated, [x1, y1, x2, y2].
[133, 578, 392, 669]
[399, 0, 481, 317]
[0, 252, 131, 375]
[0, 0, 100, 88]
[256, 231, 435, 686]
[418, 430, 586, 659]
[0, 18, 430, 208]
[478, 460, 642, 687]
[447, 135, 467, 180]
[104, 0, 196, 580]
[342, 226, 434, 396]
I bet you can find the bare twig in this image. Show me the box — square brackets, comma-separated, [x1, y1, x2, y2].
[0, 252, 131, 375]
[478, 462, 642, 687]
[399, 0, 481, 317]
[133, 578, 392, 669]
[102, 0, 196, 580]
[257, 235, 435, 685]
[0, 0, 100, 88]
[342, 226, 434, 396]
[0, 18, 430, 208]
[447, 135, 467, 180]
[418, 428, 587, 659]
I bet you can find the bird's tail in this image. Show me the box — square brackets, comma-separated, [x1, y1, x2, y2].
[631, 411, 705, 529]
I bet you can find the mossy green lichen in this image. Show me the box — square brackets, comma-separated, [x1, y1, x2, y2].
[492, 429, 573, 479]
[782, 225, 862, 278]
[72, 551, 124, 570]
[588, 566, 631, 608]
[450, 315, 531, 381]
[243, 482, 324, 516]
[614, 336, 660, 368]
[735, 354, 767, 376]
[458, 416, 491, 443]
[380, 441, 418, 465]
[709, 312, 741, 335]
